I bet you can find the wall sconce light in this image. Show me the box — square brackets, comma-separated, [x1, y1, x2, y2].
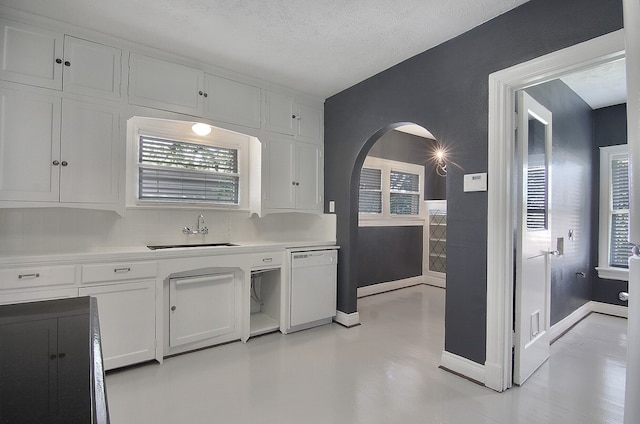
[435, 148, 447, 176]
[191, 123, 212, 136]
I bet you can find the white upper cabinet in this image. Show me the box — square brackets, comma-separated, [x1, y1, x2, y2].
[295, 102, 323, 144]
[0, 19, 121, 99]
[0, 83, 120, 208]
[62, 36, 122, 100]
[0, 18, 63, 90]
[259, 136, 323, 213]
[0, 85, 61, 201]
[265, 90, 296, 136]
[60, 99, 120, 204]
[265, 90, 323, 144]
[203, 74, 262, 129]
[128, 53, 203, 116]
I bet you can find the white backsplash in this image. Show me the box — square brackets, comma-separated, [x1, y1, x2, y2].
[0, 208, 336, 255]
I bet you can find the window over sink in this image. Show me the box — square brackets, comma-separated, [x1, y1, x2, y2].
[127, 117, 250, 209]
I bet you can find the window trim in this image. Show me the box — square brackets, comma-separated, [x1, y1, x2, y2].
[358, 157, 425, 226]
[126, 117, 250, 210]
[597, 144, 629, 281]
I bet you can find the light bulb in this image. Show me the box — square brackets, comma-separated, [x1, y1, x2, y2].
[192, 123, 212, 136]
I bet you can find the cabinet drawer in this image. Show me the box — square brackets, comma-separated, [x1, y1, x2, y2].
[82, 261, 156, 284]
[0, 265, 75, 290]
[251, 252, 283, 269]
[0, 288, 77, 305]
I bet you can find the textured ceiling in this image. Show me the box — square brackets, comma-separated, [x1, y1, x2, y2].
[2, 0, 529, 98]
[560, 59, 627, 109]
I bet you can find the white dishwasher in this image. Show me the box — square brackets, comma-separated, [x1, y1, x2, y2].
[289, 249, 338, 331]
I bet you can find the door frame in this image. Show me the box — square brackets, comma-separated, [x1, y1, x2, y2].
[485, 29, 625, 392]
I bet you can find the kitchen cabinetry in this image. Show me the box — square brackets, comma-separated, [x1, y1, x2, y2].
[265, 90, 323, 143]
[129, 53, 263, 129]
[168, 273, 238, 348]
[0, 18, 121, 99]
[0, 299, 93, 423]
[79, 260, 156, 370]
[261, 136, 323, 212]
[0, 264, 76, 305]
[0, 83, 120, 206]
[204, 74, 262, 129]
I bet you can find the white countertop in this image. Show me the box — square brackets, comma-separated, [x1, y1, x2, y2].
[0, 240, 337, 267]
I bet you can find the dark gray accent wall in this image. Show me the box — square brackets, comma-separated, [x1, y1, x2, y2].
[525, 80, 594, 326]
[591, 103, 629, 306]
[324, 0, 623, 364]
[358, 226, 423, 287]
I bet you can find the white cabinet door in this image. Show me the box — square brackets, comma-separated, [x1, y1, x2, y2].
[204, 74, 261, 129]
[60, 99, 119, 204]
[265, 90, 295, 135]
[169, 273, 236, 347]
[0, 18, 63, 90]
[0, 85, 61, 201]
[295, 102, 323, 144]
[128, 53, 203, 116]
[62, 36, 121, 100]
[295, 143, 323, 211]
[264, 137, 296, 209]
[79, 281, 156, 370]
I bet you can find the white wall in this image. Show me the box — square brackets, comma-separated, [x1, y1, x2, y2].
[0, 208, 336, 255]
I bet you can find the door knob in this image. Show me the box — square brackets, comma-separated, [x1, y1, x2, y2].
[171, 306, 176, 311]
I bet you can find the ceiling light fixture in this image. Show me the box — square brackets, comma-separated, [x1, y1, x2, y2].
[191, 123, 212, 136]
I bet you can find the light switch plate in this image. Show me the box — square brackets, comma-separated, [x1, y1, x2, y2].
[463, 173, 487, 192]
[329, 200, 335, 213]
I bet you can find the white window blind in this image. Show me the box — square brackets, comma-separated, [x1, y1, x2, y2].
[390, 170, 420, 215]
[609, 156, 630, 268]
[138, 136, 240, 205]
[526, 166, 547, 230]
[359, 167, 382, 214]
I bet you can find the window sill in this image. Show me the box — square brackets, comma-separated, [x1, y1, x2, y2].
[596, 267, 629, 281]
[358, 217, 425, 227]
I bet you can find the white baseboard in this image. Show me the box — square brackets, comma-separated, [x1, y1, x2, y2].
[440, 350, 485, 384]
[550, 301, 628, 342]
[423, 273, 446, 288]
[357, 276, 424, 298]
[550, 302, 592, 341]
[590, 301, 628, 318]
[334, 310, 360, 327]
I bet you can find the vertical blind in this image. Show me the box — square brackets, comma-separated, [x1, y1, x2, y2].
[610, 156, 630, 268]
[390, 171, 420, 215]
[359, 167, 382, 214]
[138, 136, 239, 204]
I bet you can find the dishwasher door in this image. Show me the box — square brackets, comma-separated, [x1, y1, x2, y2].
[290, 249, 337, 328]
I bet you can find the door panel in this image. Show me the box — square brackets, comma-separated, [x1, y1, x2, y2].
[514, 91, 553, 385]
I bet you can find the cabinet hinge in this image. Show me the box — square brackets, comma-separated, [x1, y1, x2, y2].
[513, 112, 519, 130]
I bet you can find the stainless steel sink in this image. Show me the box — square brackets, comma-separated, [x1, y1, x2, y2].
[146, 243, 237, 250]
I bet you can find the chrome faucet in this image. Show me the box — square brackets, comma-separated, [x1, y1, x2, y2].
[183, 214, 208, 235]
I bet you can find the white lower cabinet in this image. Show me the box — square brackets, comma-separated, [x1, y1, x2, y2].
[169, 273, 237, 348]
[79, 280, 156, 370]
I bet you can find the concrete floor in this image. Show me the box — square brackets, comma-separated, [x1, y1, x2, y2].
[106, 284, 627, 423]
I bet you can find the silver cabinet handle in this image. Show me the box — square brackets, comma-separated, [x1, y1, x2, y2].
[18, 273, 40, 279]
[262, 258, 273, 263]
[114, 267, 131, 273]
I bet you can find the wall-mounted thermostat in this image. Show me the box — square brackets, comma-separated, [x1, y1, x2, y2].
[463, 173, 487, 192]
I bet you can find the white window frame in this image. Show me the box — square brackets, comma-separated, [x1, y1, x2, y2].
[597, 144, 629, 281]
[358, 157, 425, 226]
[126, 117, 250, 210]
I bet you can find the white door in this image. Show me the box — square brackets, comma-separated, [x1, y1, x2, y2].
[514, 91, 553, 385]
[295, 143, 322, 211]
[264, 137, 296, 209]
[169, 273, 236, 347]
[0, 85, 61, 202]
[60, 99, 119, 204]
[624, 1, 640, 422]
[265, 90, 295, 135]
